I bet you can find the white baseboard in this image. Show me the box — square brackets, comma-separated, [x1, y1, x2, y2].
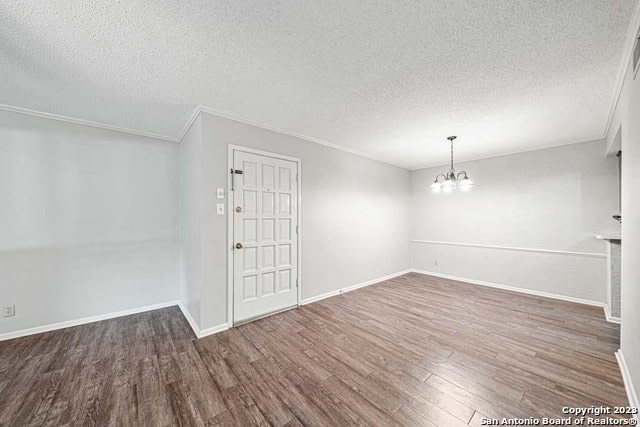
[410, 269, 607, 309]
[200, 323, 230, 337]
[301, 269, 411, 305]
[604, 305, 622, 324]
[616, 350, 640, 420]
[177, 302, 201, 338]
[0, 300, 180, 342]
[177, 302, 229, 339]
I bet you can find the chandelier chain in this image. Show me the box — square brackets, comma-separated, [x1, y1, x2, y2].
[450, 139, 454, 172]
[430, 135, 474, 192]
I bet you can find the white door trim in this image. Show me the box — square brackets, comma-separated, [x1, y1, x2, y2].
[227, 144, 302, 327]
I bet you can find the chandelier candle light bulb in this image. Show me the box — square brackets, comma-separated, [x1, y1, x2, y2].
[430, 136, 474, 193]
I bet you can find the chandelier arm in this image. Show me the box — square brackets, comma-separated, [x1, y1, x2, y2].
[435, 173, 447, 182]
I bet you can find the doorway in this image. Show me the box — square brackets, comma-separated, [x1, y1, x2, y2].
[228, 146, 301, 325]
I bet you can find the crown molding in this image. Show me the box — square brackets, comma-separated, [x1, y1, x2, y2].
[0, 101, 407, 169]
[408, 138, 605, 171]
[195, 105, 404, 168]
[603, 0, 640, 138]
[0, 103, 178, 142]
[176, 106, 203, 142]
[0, 99, 620, 173]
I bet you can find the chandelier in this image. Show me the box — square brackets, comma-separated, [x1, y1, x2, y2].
[430, 136, 474, 192]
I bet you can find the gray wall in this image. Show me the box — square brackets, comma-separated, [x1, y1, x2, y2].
[0, 109, 179, 335]
[607, 33, 640, 406]
[1, 107, 410, 336]
[178, 115, 203, 327]
[196, 112, 411, 329]
[410, 140, 618, 303]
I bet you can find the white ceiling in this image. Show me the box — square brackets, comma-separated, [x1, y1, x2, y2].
[1, 0, 637, 169]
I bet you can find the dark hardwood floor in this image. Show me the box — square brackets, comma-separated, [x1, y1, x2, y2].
[0, 273, 629, 426]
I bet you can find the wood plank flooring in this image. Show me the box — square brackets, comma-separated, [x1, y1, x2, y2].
[0, 273, 629, 426]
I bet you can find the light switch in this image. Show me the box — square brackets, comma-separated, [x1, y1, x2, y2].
[216, 188, 225, 199]
[216, 203, 225, 215]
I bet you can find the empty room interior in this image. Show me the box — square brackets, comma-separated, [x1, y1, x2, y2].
[2, 1, 640, 425]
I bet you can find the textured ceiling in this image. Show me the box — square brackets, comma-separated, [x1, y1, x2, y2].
[1, 0, 637, 169]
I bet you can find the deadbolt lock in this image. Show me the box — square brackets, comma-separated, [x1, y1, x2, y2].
[235, 206, 242, 213]
[235, 243, 243, 249]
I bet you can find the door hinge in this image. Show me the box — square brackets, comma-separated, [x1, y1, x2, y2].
[296, 173, 299, 183]
[296, 278, 299, 288]
[296, 225, 299, 234]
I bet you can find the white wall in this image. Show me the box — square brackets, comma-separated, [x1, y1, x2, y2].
[607, 17, 640, 405]
[178, 115, 203, 328]
[192, 112, 411, 330]
[0, 110, 179, 335]
[411, 139, 618, 303]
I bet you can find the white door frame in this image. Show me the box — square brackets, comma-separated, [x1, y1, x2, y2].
[227, 144, 302, 326]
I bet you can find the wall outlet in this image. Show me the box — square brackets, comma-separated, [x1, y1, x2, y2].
[216, 203, 225, 215]
[3, 305, 15, 317]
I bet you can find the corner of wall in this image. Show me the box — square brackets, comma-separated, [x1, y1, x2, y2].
[616, 350, 640, 421]
[177, 301, 202, 338]
[177, 111, 205, 336]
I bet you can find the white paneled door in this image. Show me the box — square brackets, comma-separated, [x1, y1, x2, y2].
[232, 149, 299, 324]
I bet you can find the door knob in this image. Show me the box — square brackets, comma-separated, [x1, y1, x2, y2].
[235, 206, 242, 213]
[235, 243, 243, 249]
